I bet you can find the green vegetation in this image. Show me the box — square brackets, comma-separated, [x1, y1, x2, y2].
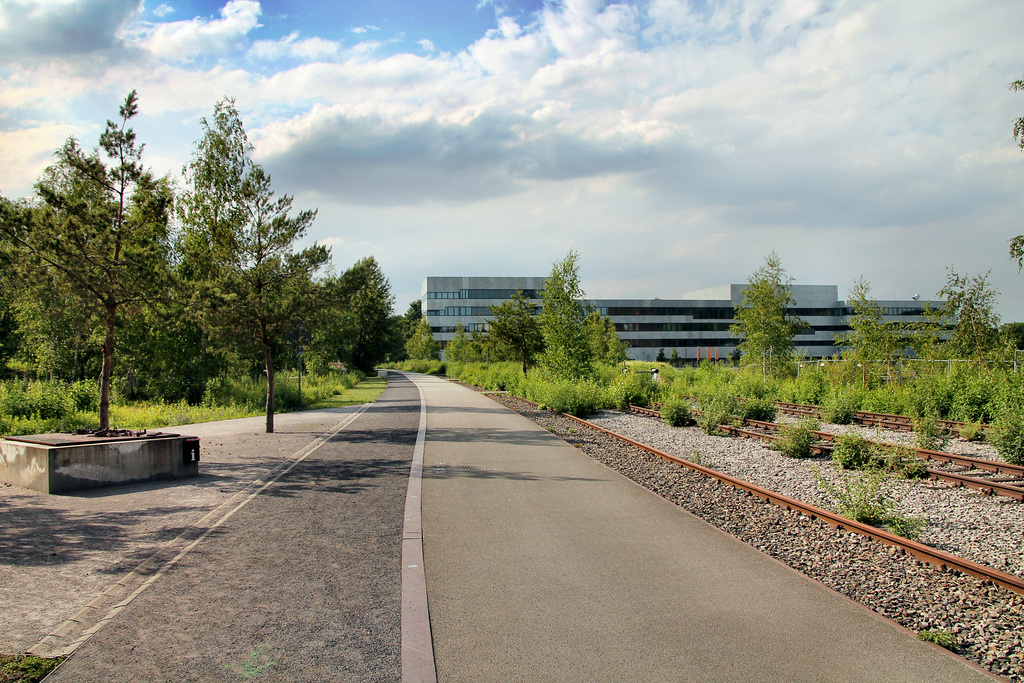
[730, 253, 806, 379]
[539, 251, 594, 380]
[772, 419, 820, 459]
[0, 654, 64, 683]
[0, 92, 405, 436]
[813, 467, 926, 539]
[0, 371, 376, 437]
[660, 396, 693, 427]
[918, 630, 957, 651]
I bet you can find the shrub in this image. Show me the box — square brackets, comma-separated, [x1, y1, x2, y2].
[957, 421, 983, 442]
[773, 419, 820, 459]
[881, 445, 928, 479]
[821, 390, 857, 425]
[660, 397, 693, 427]
[831, 433, 876, 470]
[738, 397, 776, 422]
[813, 467, 925, 539]
[606, 371, 654, 410]
[990, 415, 1024, 466]
[526, 376, 604, 417]
[698, 392, 736, 436]
[913, 416, 949, 452]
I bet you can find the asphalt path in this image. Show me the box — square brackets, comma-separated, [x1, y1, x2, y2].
[42, 375, 421, 682]
[415, 374, 995, 682]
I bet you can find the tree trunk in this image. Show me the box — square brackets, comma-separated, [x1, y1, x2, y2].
[99, 305, 116, 431]
[264, 340, 275, 434]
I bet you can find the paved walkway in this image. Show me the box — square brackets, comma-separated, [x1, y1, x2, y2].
[0, 373, 997, 681]
[414, 373, 994, 682]
[37, 376, 423, 682]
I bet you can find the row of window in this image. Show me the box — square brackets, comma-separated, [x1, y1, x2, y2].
[426, 289, 540, 300]
[627, 338, 843, 348]
[430, 323, 490, 334]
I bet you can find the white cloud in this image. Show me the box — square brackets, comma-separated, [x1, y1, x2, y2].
[127, 0, 261, 61]
[4, 0, 1024, 318]
[249, 31, 342, 61]
[153, 3, 174, 18]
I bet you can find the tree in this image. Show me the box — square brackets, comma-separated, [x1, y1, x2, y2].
[730, 253, 806, 379]
[405, 317, 440, 360]
[179, 98, 329, 433]
[486, 288, 544, 373]
[585, 311, 628, 366]
[939, 269, 1002, 368]
[539, 251, 593, 379]
[444, 323, 473, 362]
[0, 91, 173, 430]
[1011, 74, 1024, 269]
[835, 277, 906, 375]
[337, 257, 395, 373]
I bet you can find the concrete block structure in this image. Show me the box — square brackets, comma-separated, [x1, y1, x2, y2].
[421, 276, 941, 362]
[0, 432, 200, 494]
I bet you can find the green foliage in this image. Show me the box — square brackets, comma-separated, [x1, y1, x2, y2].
[772, 419, 820, 459]
[698, 392, 737, 436]
[831, 433, 877, 470]
[0, 653, 65, 683]
[990, 414, 1024, 465]
[813, 467, 925, 538]
[539, 251, 594, 380]
[405, 318, 441, 361]
[958, 421, 983, 442]
[1, 91, 174, 430]
[834, 277, 907, 371]
[913, 416, 949, 452]
[939, 269, 1002, 368]
[313, 257, 395, 373]
[660, 397, 693, 427]
[486, 288, 544, 372]
[447, 361, 524, 392]
[738, 397, 776, 422]
[387, 359, 447, 375]
[444, 323, 473, 363]
[524, 372, 604, 417]
[918, 630, 956, 651]
[881, 445, 927, 479]
[606, 371, 654, 410]
[821, 389, 858, 424]
[179, 97, 329, 433]
[730, 253, 806, 379]
[586, 311, 628, 366]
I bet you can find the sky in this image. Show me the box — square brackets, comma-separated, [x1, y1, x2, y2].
[2, 0, 1023, 319]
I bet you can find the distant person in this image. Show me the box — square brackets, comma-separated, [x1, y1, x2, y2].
[651, 368, 659, 383]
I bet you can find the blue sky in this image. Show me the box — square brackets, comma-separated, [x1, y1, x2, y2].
[2, 0, 1023, 319]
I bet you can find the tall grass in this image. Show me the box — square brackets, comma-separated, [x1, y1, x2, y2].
[0, 369, 370, 437]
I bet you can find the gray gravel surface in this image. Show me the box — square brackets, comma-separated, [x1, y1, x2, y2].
[490, 395, 1024, 682]
[38, 375, 420, 682]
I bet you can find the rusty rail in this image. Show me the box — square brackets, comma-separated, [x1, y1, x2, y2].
[635, 405, 1024, 502]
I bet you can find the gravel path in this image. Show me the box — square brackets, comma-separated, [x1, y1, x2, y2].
[490, 395, 1024, 682]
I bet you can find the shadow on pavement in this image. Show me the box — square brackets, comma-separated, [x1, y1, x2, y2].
[0, 501, 211, 567]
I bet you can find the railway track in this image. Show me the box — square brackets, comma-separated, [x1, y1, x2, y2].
[772, 400, 984, 436]
[631, 404, 1024, 502]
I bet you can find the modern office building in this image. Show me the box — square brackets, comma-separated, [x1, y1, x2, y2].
[421, 276, 940, 362]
